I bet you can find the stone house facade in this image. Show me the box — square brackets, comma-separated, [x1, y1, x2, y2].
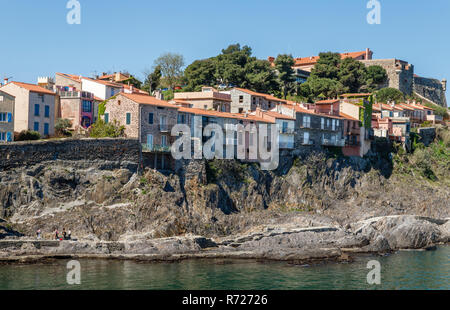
[0, 90, 15, 142]
[275, 104, 345, 151]
[227, 88, 286, 113]
[173, 87, 232, 112]
[104, 93, 179, 151]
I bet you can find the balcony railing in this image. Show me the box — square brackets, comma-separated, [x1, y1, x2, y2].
[279, 127, 295, 134]
[141, 144, 171, 153]
[159, 124, 169, 132]
[322, 139, 346, 147]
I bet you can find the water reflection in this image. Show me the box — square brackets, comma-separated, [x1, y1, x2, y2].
[0, 246, 448, 290]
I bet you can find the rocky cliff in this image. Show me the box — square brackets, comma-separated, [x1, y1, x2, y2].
[0, 128, 449, 261]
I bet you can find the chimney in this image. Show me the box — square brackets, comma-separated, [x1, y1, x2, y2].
[3, 78, 9, 85]
[365, 48, 370, 60]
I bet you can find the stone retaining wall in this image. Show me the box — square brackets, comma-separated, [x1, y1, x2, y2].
[0, 138, 141, 171]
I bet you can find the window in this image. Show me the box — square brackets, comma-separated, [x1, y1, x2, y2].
[34, 122, 39, 132]
[146, 134, 153, 148]
[177, 113, 185, 124]
[303, 131, 310, 145]
[321, 118, 324, 130]
[0, 96, 3, 101]
[0, 132, 5, 141]
[110, 88, 115, 97]
[0, 113, 6, 122]
[282, 121, 288, 133]
[34, 104, 40, 116]
[44, 123, 49, 135]
[161, 135, 167, 147]
[82, 100, 92, 112]
[148, 113, 154, 124]
[38, 94, 44, 102]
[303, 115, 311, 128]
[126, 113, 131, 125]
[239, 95, 244, 103]
[332, 119, 336, 131]
[44, 105, 50, 118]
[326, 119, 330, 128]
[104, 113, 109, 124]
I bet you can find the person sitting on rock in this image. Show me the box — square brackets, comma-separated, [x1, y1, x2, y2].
[36, 229, 41, 240]
[62, 228, 67, 240]
[54, 229, 59, 240]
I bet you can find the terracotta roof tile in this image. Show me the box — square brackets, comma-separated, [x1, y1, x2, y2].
[6, 81, 55, 95]
[120, 93, 178, 108]
[178, 107, 275, 123]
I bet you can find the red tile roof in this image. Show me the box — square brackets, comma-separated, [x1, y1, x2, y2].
[262, 111, 296, 121]
[6, 81, 56, 95]
[56, 73, 82, 82]
[120, 93, 178, 108]
[292, 51, 369, 67]
[281, 103, 344, 120]
[315, 99, 340, 105]
[234, 88, 287, 103]
[340, 93, 373, 98]
[178, 107, 275, 123]
[82, 77, 124, 88]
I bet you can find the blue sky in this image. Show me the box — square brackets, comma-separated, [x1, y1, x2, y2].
[1, 0, 449, 97]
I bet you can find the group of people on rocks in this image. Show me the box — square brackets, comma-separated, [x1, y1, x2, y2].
[36, 228, 72, 240]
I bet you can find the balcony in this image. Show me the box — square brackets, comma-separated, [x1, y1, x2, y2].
[322, 138, 346, 147]
[141, 144, 171, 153]
[279, 127, 295, 134]
[159, 124, 169, 132]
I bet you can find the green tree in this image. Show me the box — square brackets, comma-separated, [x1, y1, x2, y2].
[143, 65, 162, 93]
[364, 65, 388, 92]
[299, 76, 345, 102]
[274, 54, 295, 99]
[183, 43, 279, 95]
[154, 52, 185, 90]
[338, 58, 367, 93]
[376, 87, 405, 103]
[243, 59, 279, 93]
[183, 59, 216, 91]
[89, 120, 125, 138]
[310, 52, 341, 80]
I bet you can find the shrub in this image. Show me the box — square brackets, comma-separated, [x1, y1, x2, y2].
[375, 87, 405, 103]
[89, 120, 125, 138]
[55, 118, 73, 137]
[15, 130, 41, 141]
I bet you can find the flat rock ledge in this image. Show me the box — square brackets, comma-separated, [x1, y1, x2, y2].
[0, 215, 448, 264]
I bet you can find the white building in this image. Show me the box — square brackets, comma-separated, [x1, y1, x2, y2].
[81, 77, 123, 101]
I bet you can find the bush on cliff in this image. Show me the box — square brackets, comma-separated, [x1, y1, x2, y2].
[55, 118, 73, 137]
[89, 120, 125, 138]
[15, 130, 41, 141]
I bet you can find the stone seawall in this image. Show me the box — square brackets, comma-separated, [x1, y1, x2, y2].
[0, 138, 141, 171]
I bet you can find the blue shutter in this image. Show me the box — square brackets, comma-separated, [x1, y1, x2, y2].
[7, 112, 12, 123]
[6, 132, 12, 142]
[104, 113, 109, 124]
